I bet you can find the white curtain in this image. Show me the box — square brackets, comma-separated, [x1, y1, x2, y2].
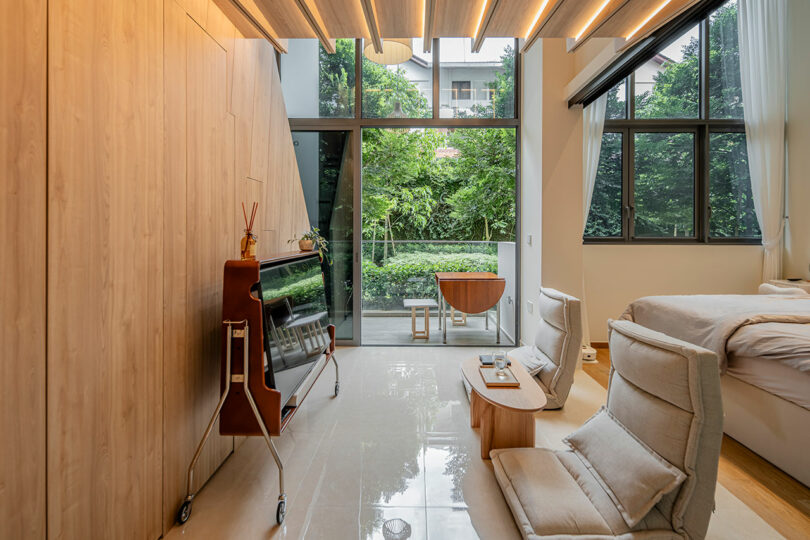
[738, 0, 788, 281]
[580, 94, 608, 347]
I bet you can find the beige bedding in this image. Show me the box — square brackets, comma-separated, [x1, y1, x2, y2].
[726, 354, 810, 410]
[727, 322, 810, 372]
[620, 294, 810, 372]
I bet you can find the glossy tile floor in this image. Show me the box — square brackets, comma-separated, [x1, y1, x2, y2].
[166, 347, 785, 540]
[167, 347, 520, 539]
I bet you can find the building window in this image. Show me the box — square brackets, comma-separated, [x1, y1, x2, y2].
[438, 38, 516, 119]
[451, 81, 472, 101]
[585, 0, 760, 243]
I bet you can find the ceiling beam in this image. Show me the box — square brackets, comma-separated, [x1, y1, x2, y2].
[423, 0, 436, 53]
[569, 0, 634, 52]
[215, 0, 288, 53]
[293, 0, 336, 53]
[360, 0, 383, 54]
[521, 0, 563, 54]
[472, 0, 500, 53]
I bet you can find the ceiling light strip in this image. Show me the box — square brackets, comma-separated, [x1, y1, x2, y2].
[626, 0, 673, 39]
[472, 0, 501, 53]
[360, 0, 384, 54]
[575, 0, 612, 41]
[521, 0, 564, 54]
[524, 0, 551, 39]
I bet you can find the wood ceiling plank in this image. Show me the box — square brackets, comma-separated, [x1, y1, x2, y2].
[359, 0, 382, 51]
[375, 0, 422, 38]
[540, 0, 616, 38]
[214, 0, 288, 51]
[434, 0, 486, 37]
[252, 0, 315, 37]
[487, 0, 548, 38]
[473, 0, 501, 51]
[521, 0, 564, 52]
[313, 0, 369, 38]
[423, 0, 436, 49]
[593, 0, 695, 41]
[293, 0, 337, 52]
[569, 0, 634, 49]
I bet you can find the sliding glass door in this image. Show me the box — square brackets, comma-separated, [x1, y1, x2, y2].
[291, 131, 356, 341]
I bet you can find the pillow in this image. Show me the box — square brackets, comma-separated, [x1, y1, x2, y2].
[563, 408, 686, 527]
[758, 283, 809, 295]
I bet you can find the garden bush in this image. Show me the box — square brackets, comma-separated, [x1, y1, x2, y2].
[362, 251, 497, 311]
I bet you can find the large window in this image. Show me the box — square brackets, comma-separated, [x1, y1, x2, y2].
[585, 0, 760, 243]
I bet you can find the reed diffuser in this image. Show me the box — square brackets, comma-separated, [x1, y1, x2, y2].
[240, 202, 258, 260]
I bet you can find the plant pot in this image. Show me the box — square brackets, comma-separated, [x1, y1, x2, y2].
[298, 239, 314, 251]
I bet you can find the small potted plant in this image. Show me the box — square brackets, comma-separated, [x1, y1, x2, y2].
[289, 226, 330, 263]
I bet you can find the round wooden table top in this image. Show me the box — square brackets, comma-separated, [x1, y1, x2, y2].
[461, 356, 547, 413]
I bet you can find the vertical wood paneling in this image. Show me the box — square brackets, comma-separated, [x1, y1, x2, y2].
[0, 0, 47, 538]
[47, 0, 164, 537]
[162, 2, 236, 532]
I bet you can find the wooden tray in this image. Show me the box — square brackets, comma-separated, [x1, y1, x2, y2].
[479, 366, 520, 388]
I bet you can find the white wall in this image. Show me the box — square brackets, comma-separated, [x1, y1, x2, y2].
[279, 40, 319, 118]
[519, 43, 542, 344]
[584, 245, 763, 341]
[540, 40, 583, 305]
[785, 0, 810, 280]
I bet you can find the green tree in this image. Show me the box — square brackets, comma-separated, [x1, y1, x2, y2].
[318, 39, 355, 117]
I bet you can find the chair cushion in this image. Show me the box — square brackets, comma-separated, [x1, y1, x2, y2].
[491, 448, 614, 537]
[563, 408, 686, 528]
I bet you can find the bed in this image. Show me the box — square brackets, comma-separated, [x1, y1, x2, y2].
[620, 294, 810, 487]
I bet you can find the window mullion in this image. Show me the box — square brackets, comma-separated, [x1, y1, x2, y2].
[626, 128, 634, 241]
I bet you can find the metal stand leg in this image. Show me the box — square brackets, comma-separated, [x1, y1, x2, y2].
[240, 324, 287, 525]
[437, 289, 442, 331]
[496, 302, 501, 344]
[442, 298, 447, 344]
[177, 320, 242, 525]
[485, 309, 489, 330]
[332, 351, 340, 396]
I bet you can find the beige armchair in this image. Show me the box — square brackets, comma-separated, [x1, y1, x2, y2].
[491, 319, 724, 539]
[510, 288, 582, 409]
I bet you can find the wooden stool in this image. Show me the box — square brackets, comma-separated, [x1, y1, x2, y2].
[403, 298, 437, 340]
[450, 307, 467, 326]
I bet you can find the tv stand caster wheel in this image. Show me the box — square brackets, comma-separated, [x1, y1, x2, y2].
[334, 381, 340, 396]
[177, 499, 192, 524]
[276, 500, 286, 524]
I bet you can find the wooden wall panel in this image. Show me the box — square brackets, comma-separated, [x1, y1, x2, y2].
[162, 2, 236, 532]
[0, 0, 47, 538]
[47, 0, 164, 537]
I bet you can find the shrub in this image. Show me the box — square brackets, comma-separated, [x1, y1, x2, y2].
[362, 252, 497, 311]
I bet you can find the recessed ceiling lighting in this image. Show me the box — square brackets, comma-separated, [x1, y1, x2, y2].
[524, 0, 551, 39]
[626, 0, 672, 40]
[575, 0, 612, 41]
[474, 0, 489, 37]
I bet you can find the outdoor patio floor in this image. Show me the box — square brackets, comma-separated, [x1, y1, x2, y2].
[361, 313, 516, 346]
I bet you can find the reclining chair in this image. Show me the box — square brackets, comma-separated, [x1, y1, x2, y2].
[492, 319, 724, 539]
[510, 288, 582, 409]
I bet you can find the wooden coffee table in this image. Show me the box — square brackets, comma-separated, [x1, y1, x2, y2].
[461, 356, 547, 459]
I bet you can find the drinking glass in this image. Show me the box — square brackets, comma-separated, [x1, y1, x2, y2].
[494, 351, 507, 378]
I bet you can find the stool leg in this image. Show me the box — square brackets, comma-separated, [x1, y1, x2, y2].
[411, 306, 416, 339]
[424, 306, 429, 339]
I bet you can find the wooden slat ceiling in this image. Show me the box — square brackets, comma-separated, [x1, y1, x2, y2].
[231, 0, 700, 53]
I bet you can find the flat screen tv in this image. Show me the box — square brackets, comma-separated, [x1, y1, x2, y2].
[257, 253, 329, 406]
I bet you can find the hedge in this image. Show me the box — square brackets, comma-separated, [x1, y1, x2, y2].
[362, 252, 498, 311]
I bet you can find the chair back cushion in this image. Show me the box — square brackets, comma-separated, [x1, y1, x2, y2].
[606, 319, 723, 539]
[529, 288, 582, 408]
[563, 407, 686, 527]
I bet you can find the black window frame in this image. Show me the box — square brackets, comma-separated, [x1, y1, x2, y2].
[584, 10, 760, 245]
